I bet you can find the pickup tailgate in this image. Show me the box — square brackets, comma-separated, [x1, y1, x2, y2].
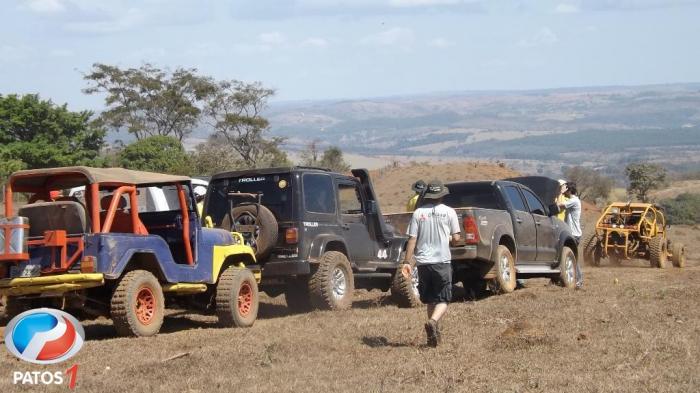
[383, 207, 510, 262]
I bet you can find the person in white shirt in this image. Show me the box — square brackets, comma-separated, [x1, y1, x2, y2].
[559, 182, 583, 288]
[405, 180, 461, 347]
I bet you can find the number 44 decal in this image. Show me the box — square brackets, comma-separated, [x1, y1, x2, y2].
[377, 249, 389, 259]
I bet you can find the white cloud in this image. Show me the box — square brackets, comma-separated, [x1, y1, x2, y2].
[389, 0, 461, 6]
[0, 44, 33, 63]
[63, 7, 145, 34]
[25, 0, 65, 13]
[49, 48, 74, 57]
[428, 37, 454, 48]
[554, 3, 580, 13]
[361, 27, 415, 48]
[518, 27, 559, 48]
[259, 32, 287, 46]
[301, 37, 329, 48]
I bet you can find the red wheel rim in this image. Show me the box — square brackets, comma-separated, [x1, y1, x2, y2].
[135, 286, 157, 325]
[237, 282, 253, 317]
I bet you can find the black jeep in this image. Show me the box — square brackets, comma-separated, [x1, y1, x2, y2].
[202, 167, 419, 311]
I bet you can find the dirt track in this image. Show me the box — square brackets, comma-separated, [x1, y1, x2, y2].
[2, 257, 699, 393]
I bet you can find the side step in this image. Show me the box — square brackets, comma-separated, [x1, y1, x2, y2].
[353, 272, 393, 279]
[515, 265, 559, 275]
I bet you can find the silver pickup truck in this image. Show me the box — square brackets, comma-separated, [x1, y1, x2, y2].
[384, 177, 579, 294]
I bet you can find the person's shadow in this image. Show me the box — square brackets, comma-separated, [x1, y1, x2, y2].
[361, 335, 422, 348]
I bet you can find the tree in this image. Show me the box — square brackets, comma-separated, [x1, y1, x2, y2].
[319, 146, 351, 173]
[83, 63, 216, 141]
[190, 135, 243, 176]
[625, 162, 667, 202]
[563, 166, 614, 202]
[117, 136, 191, 175]
[205, 80, 286, 168]
[300, 139, 321, 166]
[0, 93, 105, 184]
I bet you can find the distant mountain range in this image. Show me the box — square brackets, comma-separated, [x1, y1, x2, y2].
[265, 83, 700, 176]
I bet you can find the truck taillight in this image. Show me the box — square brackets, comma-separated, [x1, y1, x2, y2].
[285, 228, 298, 244]
[463, 216, 480, 244]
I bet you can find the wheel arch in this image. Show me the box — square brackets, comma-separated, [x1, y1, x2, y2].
[307, 234, 348, 261]
[121, 252, 167, 282]
[495, 234, 517, 262]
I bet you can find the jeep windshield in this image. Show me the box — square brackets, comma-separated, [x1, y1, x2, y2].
[207, 174, 293, 225]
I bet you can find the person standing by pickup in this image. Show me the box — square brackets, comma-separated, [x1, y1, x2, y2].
[404, 180, 461, 347]
[406, 180, 427, 212]
[559, 182, 583, 288]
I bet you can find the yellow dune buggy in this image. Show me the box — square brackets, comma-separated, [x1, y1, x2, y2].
[581, 202, 686, 268]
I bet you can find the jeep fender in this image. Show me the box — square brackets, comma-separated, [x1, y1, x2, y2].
[307, 234, 348, 263]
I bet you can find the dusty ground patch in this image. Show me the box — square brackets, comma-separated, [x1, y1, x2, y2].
[1, 261, 699, 392]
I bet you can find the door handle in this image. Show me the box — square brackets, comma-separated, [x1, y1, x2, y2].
[515, 218, 523, 224]
[341, 224, 350, 230]
[535, 221, 541, 226]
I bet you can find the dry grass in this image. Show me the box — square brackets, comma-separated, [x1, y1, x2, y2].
[2, 259, 699, 392]
[372, 161, 519, 213]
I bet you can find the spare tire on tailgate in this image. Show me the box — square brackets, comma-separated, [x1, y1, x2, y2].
[220, 204, 278, 261]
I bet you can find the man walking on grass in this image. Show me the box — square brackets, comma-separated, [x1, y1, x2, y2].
[404, 180, 461, 347]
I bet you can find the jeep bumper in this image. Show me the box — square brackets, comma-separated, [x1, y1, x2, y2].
[262, 260, 311, 277]
[0, 273, 104, 297]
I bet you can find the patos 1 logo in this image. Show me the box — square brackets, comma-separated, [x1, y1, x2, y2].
[5, 308, 85, 364]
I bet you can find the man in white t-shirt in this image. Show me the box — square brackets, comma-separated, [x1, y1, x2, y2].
[405, 180, 461, 347]
[559, 182, 583, 288]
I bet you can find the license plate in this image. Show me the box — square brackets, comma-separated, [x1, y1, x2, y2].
[10, 263, 42, 278]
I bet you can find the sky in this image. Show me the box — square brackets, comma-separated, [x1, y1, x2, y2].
[1, 0, 700, 110]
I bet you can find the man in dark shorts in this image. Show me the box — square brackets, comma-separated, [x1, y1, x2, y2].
[404, 180, 461, 347]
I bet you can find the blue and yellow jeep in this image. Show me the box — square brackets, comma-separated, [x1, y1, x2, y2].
[0, 166, 259, 337]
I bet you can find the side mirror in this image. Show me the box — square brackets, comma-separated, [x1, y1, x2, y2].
[548, 204, 560, 217]
[365, 200, 378, 215]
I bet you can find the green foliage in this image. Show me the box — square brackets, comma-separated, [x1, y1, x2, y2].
[299, 143, 351, 172]
[83, 63, 216, 141]
[117, 136, 191, 175]
[190, 136, 242, 176]
[319, 146, 351, 173]
[0, 93, 105, 184]
[205, 80, 284, 168]
[660, 193, 700, 225]
[563, 166, 614, 202]
[625, 162, 667, 202]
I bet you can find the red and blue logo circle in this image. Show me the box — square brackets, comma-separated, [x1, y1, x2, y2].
[4, 308, 85, 364]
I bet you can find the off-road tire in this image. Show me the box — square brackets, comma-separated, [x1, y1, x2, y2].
[581, 232, 602, 267]
[216, 267, 259, 328]
[556, 246, 577, 289]
[491, 245, 516, 294]
[390, 258, 421, 308]
[1, 296, 28, 321]
[671, 242, 686, 268]
[221, 204, 278, 261]
[110, 270, 165, 337]
[649, 236, 668, 269]
[308, 251, 354, 310]
[285, 277, 313, 312]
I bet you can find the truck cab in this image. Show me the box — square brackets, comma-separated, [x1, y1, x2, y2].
[0, 166, 259, 337]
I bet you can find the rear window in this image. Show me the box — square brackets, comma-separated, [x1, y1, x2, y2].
[207, 174, 292, 225]
[303, 174, 336, 214]
[443, 183, 502, 210]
